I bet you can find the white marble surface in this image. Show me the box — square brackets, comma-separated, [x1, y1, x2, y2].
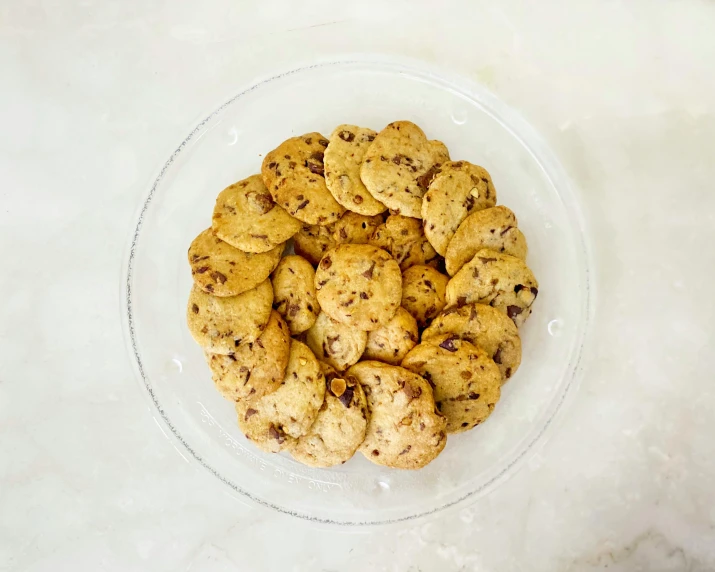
[2, 0, 715, 570]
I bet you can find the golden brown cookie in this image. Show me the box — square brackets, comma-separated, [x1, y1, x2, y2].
[204, 311, 290, 400]
[368, 214, 439, 271]
[363, 307, 419, 365]
[188, 229, 283, 297]
[186, 279, 273, 354]
[261, 133, 345, 225]
[288, 363, 369, 467]
[235, 340, 325, 453]
[324, 125, 387, 216]
[331, 211, 384, 245]
[422, 303, 521, 381]
[211, 175, 301, 253]
[315, 244, 402, 331]
[400, 265, 449, 328]
[305, 311, 367, 371]
[271, 255, 320, 335]
[293, 223, 336, 267]
[349, 361, 447, 469]
[421, 161, 497, 256]
[445, 249, 538, 327]
[402, 334, 501, 433]
[445, 206, 528, 276]
[360, 121, 450, 218]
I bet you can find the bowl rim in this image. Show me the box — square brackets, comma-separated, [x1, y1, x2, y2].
[121, 53, 595, 527]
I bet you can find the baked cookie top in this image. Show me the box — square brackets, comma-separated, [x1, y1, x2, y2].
[445, 206, 527, 276]
[400, 265, 449, 328]
[271, 255, 320, 335]
[363, 307, 419, 366]
[288, 363, 369, 467]
[315, 244, 402, 331]
[445, 249, 538, 327]
[402, 334, 501, 433]
[360, 121, 450, 218]
[187, 279, 273, 354]
[324, 125, 387, 216]
[367, 214, 439, 271]
[421, 161, 497, 256]
[261, 133, 345, 225]
[188, 228, 283, 297]
[205, 310, 290, 400]
[349, 361, 447, 470]
[305, 311, 367, 372]
[211, 174, 301, 253]
[422, 303, 522, 382]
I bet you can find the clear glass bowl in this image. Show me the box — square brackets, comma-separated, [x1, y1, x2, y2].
[122, 56, 592, 526]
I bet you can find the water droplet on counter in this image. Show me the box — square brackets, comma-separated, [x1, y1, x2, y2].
[226, 127, 239, 146]
[171, 358, 183, 373]
[377, 479, 390, 491]
[451, 108, 468, 125]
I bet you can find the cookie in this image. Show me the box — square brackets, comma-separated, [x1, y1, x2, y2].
[293, 223, 336, 267]
[422, 303, 522, 381]
[421, 161, 497, 256]
[288, 363, 369, 467]
[445, 249, 538, 327]
[271, 255, 320, 335]
[235, 340, 326, 453]
[368, 215, 439, 271]
[186, 279, 273, 354]
[205, 311, 290, 400]
[261, 133, 345, 225]
[188, 228, 283, 297]
[445, 206, 528, 276]
[331, 211, 384, 245]
[305, 311, 367, 371]
[324, 125, 387, 216]
[363, 307, 419, 365]
[349, 361, 447, 469]
[400, 265, 449, 328]
[315, 244, 402, 331]
[211, 174, 302, 253]
[402, 334, 501, 433]
[360, 121, 450, 218]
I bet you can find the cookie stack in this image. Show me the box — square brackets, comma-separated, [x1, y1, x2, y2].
[186, 121, 539, 470]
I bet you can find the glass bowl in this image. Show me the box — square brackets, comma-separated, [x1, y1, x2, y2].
[122, 56, 592, 526]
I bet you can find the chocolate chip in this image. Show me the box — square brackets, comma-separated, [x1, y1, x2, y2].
[205, 284, 214, 293]
[245, 408, 258, 421]
[424, 280, 433, 289]
[457, 296, 467, 307]
[338, 130, 355, 142]
[210, 271, 227, 284]
[295, 199, 310, 211]
[416, 164, 442, 190]
[468, 392, 480, 400]
[191, 304, 199, 314]
[460, 371, 472, 380]
[478, 256, 497, 263]
[507, 305, 523, 320]
[530, 287, 539, 297]
[304, 137, 313, 145]
[353, 195, 363, 204]
[402, 383, 422, 401]
[360, 292, 369, 300]
[267, 162, 277, 169]
[398, 445, 411, 455]
[505, 367, 512, 378]
[338, 387, 354, 408]
[362, 261, 376, 279]
[464, 195, 475, 211]
[318, 138, 329, 147]
[339, 227, 348, 240]
[268, 425, 285, 443]
[310, 151, 324, 162]
[493, 348, 503, 364]
[439, 336, 459, 352]
[372, 450, 379, 456]
[195, 266, 210, 274]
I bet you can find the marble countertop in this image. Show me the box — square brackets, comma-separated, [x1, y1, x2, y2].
[2, 1, 714, 570]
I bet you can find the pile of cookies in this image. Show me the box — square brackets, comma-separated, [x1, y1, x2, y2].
[186, 121, 538, 470]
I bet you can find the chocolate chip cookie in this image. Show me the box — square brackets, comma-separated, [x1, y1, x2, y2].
[271, 255, 320, 335]
[421, 161, 497, 256]
[235, 340, 326, 453]
[360, 121, 450, 218]
[324, 124, 387, 216]
[188, 228, 283, 297]
[349, 361, 447, 469]
[445, 249, 538, 327]
[305, 311, 367, 371]
[402, 334, 501, 433]
[205, 311, 290, 400]
[261, 133, 345, 225]
[186, 279, 273, 354]
[331, 211, 384, 245]
[293, 223, 336, 267]
[363, 307, 419, 365]
[400, 265, 449, 328]
[315, 244, 402, 331]
[445, 206, 528, 276]
[288, 363, 369, 467]
[211, 174, 302, 253]
[368, 214, 439, 271]
[422, 303, 522, 381]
